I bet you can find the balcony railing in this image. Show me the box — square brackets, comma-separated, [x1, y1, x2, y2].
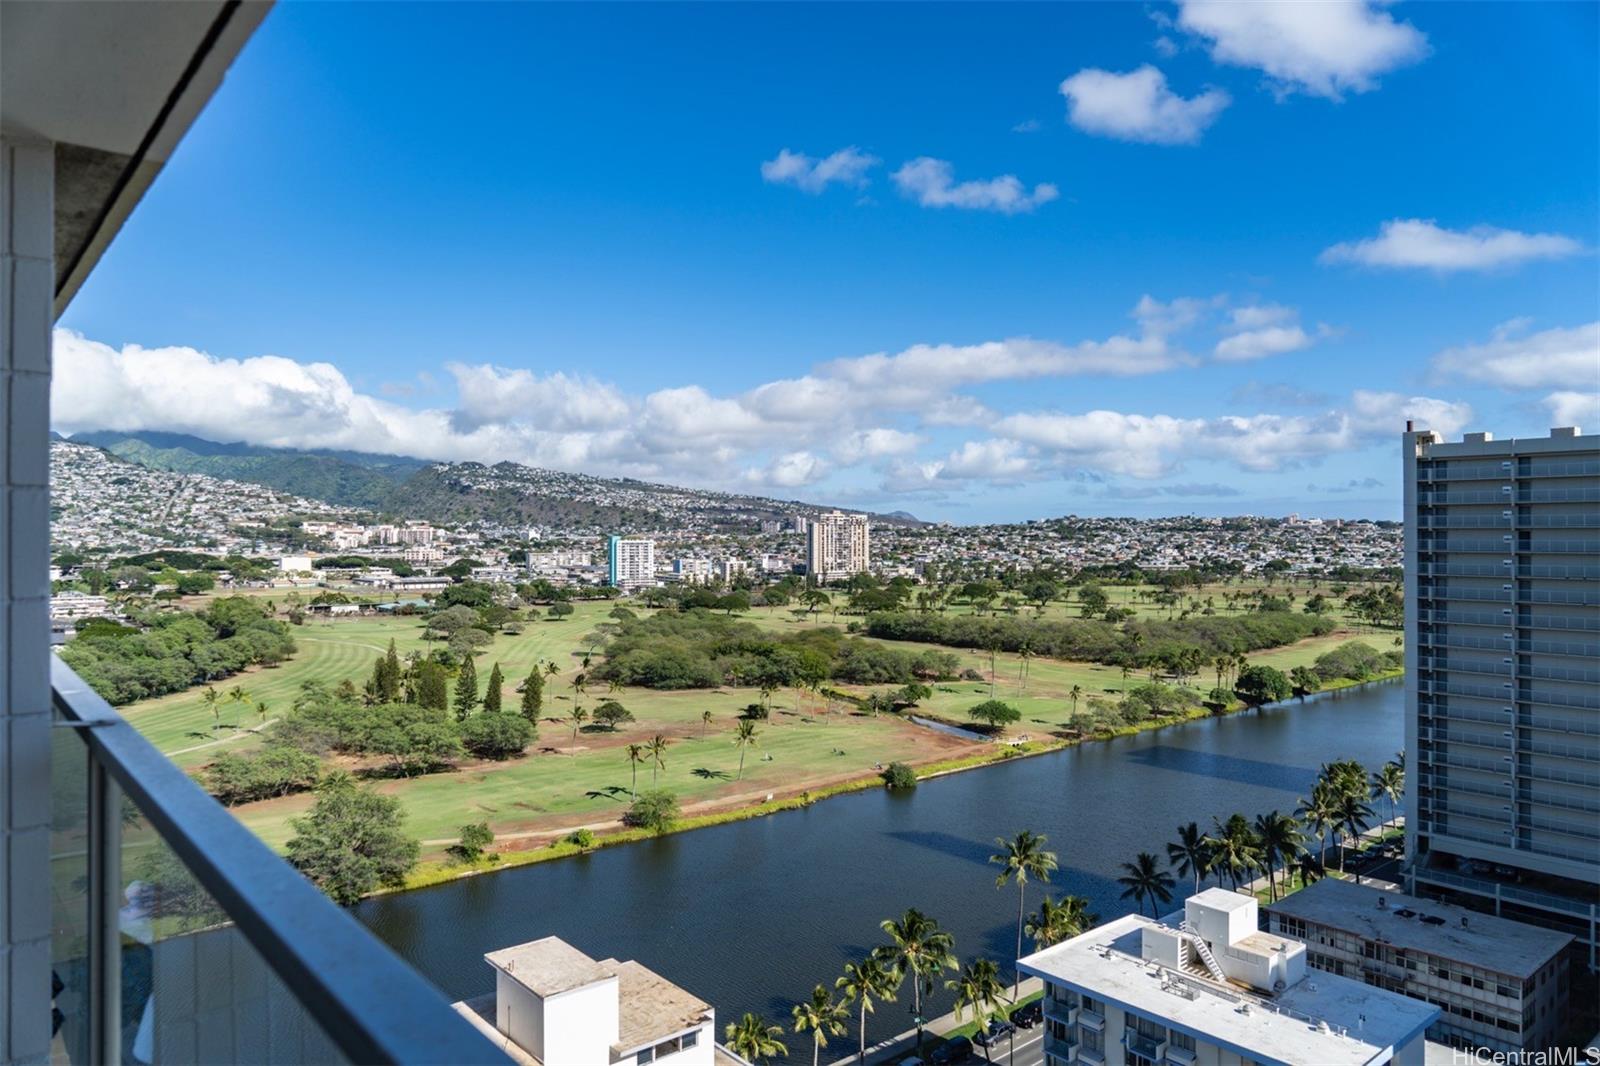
[50, 659, 504, 1066]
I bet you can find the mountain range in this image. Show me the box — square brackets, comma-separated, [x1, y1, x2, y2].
[70, 430, 920, 532]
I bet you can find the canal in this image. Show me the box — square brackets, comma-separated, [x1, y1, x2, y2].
[355, 680, 1403, 1053]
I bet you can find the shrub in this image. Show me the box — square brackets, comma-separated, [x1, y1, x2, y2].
[1234, 665, 1292, 707]
[286, 774, 419, 904]
[1312, 641, 1383, 682]
[201, 743, 322, 806]
[562, 828, 596, 851]
[592, 700, 636, 730]
[623, 790, 680, 833]
[460, 712, 533, 760]
[449, 821, 494, 863]
[967, 699, 1022, 729]
[881, 762, 918, 790]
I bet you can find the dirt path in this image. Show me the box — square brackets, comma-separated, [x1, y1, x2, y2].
[163, 719, 280, 756]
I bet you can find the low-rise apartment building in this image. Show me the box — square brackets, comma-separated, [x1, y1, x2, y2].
[1020, 889, 1438, 1066]
[453, 937, 716, 1066]
[1263, 878, 1572, 1053]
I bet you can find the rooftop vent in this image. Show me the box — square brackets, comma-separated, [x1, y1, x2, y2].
[1463, 432, 1494, 443]
[1551, 426, 1581, 438]
[1377, 895, 1387, 910]
[1460, 916, 1470, 929]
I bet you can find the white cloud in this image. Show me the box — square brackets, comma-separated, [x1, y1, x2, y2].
[1432, 320, 1599, 388]
[448, 363, 630, 431]
[760, 147, 879, 194]
[1212, 303, 1325, 362]
[1059, 65, 1230, 145]
[1320, 219, 1586, 272]
[1011, 119, 1042, 134]
[744, 450, 828, 488]
[1546, 391, 1600, 428]
[833, 428, 924, 463]
[1214, 325, 1312, 362]
[891, 158, 1059, 214]
[991, 390, 1470, 479]
[1176, 0, 1429, 100]
[54, 298, 1442, 504]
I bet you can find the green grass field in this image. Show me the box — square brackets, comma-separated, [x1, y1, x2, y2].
[119, 592, 1400, 861]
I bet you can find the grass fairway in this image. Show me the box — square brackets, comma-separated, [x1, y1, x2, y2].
[118, 596, 1400, 862]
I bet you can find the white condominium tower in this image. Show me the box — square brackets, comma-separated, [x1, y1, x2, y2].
[1402, 424, 1599, 970]
[806, 511, 869, 582]
[607, 535, 656, 592]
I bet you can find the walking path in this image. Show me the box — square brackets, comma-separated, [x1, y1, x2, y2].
[827, 977, 1043, 1066]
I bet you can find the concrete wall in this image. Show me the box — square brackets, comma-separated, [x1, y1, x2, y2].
[543, 979, 619, 1066]
[1, 134, 56, 1066]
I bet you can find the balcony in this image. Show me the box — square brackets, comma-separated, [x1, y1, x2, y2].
[49, 660, 504, 1065]
[1078, 1007, 1106, 1031]
[1045, 1001, 1080, 1027]
[1123, 1029, 1168, 1060]
[1045, 1032, 1079, 1062]
[1165, 1044, 1198, 1065]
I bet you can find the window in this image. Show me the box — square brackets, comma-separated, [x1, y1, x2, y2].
[638, 1049, 654, 1064]
[1081, 995, 1103, 1013]
[682, 1030, 699, 1049]
[1170, 1031, 1196, 1052]
[1080, 1027, 1103, 1053]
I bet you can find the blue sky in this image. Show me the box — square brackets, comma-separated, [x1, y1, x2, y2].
[55, 2, 1600, 523]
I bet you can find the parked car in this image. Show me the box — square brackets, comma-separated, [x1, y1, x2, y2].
[931, 1036, 973, 1064]
[1009, 1001, 1042, 1029]
[973, 1019, 1016, 1048]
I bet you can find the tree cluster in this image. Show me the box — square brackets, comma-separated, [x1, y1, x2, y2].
[62, 596, 297, 705]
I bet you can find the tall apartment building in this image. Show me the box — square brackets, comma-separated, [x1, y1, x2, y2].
[608, 535, 657, 591]
[1402, 425, 1600, 970]
[806, 510, 870, 582]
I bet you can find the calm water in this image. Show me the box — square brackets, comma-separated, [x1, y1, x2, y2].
[356, 682, 1402, 1051]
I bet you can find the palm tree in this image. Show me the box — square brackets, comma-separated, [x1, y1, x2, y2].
[201, 686, 220, 732]
[227, 685, 249, 726]
[1068, 684, 1084, 718]
[946, 959, 1009, 1063]
[1167, 821, 1211, 894]
[879, 909, 956, 1055]
[1204, 814, 1262, 891]
[1334, 789, 1375, 881]
[1117, 852, 1175, 917]
[646, 734, 670, 785]
[791, 984, 849, 1066]
[733, 720, 759, 779]
[990, 830, 1058, 998]
[544, 660, 559, 680]
[701, 708, 713, 736]
[1298, 781, 1341, 871]
[1371, 760, 1405, 832]
[836, 953, 899, 1064]
[1254, 810, 1305, 901]
[724, 1013, 787, 1065]
[566, 705, 588, 746]
[625, 744, 646, 800]
[1025, 894, 1096, 949]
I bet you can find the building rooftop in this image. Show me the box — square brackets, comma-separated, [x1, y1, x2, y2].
[1264, 878, 1573, 979]
[603, 958, 714, 1054]
[1021, 914, 1438, 1066]
[484, 936, 615, 997]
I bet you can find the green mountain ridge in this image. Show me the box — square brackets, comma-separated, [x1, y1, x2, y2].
[71, 430, 922, 531]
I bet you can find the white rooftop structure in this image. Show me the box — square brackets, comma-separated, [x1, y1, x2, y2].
[454, 936, 718, 1066]
[1021, 889, 1439, 1066]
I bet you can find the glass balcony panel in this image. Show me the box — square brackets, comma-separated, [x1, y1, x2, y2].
[116, 806, 349, 1065]
[51, 715, 92, 1066]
